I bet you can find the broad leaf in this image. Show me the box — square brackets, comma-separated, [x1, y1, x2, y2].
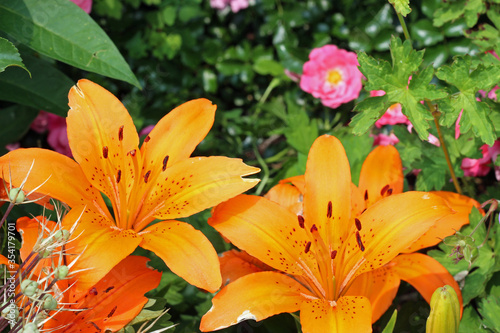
[436, 56, 499, 146]
[0, 37, 29, 75]
[352, 37, 446, 140]
[0, 105, 39, 155]
[0, 0, 140, 87]
[0, 53, 73, 116]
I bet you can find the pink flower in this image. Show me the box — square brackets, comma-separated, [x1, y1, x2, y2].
[370, 90, 411, 128]
[300, 45, 362, 109]
[372, 133, 399, 146]
[5, 142, 20, 151]
[30, 111, 51, 133]
[139, 124, 155, 137]
[210, 0, 249, 12]
[461, 140, 500, 178]
[70, 0, 92, 13]
[30, 111, 72, 157]
[210, 0, 228, 9]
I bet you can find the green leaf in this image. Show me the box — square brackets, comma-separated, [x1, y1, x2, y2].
[0, 37, 30, 75]
[0, 105, 39, 155]
[436, 56, 499, 145]
[410, 19, 444, 47]
[388, 0, 411, 16]
[381, 310, 397, 333]
[201, 69, 217, 93]
[0, 0, 140, 87]
[433, 0, 486, 28]
[478, 295, 500, 332]
[352, 37, 446, 140]
[253, 58, 284, 76]
[0, 53, 73, 116]
[284, 92, 317, 154]
[459, 306, 489, 333]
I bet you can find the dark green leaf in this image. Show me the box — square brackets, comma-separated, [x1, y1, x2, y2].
[411, 19, 444, 47]
[0, 53, 73, 116]
[0, 0, 140, 87]
[0, 37, 29, 75]
[478, 295, 500, 332]
[433, 0, 486, 28]
[0, 105, 39, 154]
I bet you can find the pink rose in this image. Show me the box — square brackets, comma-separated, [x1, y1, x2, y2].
[30, 111, 72, 157]
[70, 0, 92, 13]
[229, 0, 249, 12]
[461, 140, 500, 178]
[300, 45, 363, 109]
[369, 91, 411, 128]
[139, 124, 155, 137]
[210, 0, 228, 9]
[372, 133, 399, 146]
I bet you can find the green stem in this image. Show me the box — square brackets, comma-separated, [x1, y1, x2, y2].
[426, 100, 462, 194]
[396, 11, 412, 42]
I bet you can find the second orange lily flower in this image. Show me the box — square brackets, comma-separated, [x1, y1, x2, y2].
[0, 79, 260, 294]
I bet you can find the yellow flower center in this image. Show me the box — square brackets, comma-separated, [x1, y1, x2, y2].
[326, 69, 343, 85]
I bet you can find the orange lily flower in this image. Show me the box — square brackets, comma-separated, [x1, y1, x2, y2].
[230, 144, 479, 323]
[201, 135, 456, 332]
[0, 79, 260, 294]
[0, 216, 161, 333]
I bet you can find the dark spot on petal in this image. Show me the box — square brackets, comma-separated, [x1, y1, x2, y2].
[144, 170, 151, 183]
[116, 170, 121, 184]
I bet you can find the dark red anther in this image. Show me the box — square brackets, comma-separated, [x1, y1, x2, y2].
[89, 287, 98, 296]
[127, 149, 136, 157]
[162, 155, 169, 171]
[387, 188, 393, 195]
[331, 250, 337, 259]
[144, 170, 151, 183]
[298, 215, 305, 228]
[102, 146, 108, 159]
[364, 190, 368, 201]
[356, 231, 365, 252]
[355, 218, 362, 231]
[304, 241, 312, 253]
[107, 305, 117, 318]
[327, 201, 333, 218]
[116, 170, 121, 184]
[380, 184, 390, 196]
[118, 125, 124, 141]
[144, 135, 151, 142]
[310, 224, 318, 233]
[104, 286, 115, 293]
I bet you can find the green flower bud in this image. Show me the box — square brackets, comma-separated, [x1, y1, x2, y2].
[43, 294, 58, 311]
[20, 280, 38, 297]
[426, 285, 461, 333]
[8, 188, 25, 204]
[54, 265, 69, 279]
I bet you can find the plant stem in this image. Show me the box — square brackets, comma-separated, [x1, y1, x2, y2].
[396, 11, 412, 43]
[426, 100, 462, 194]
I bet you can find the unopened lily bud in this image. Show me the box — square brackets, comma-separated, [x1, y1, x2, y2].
[20, 280, 38, 297]
[53, 229, 70, 242]
[426, 285, 461, 333]
[42, 294, 58, 311]
[8, 188, 25, 204]
[20, 322, 39, 333]
[54, 265, 69, 279]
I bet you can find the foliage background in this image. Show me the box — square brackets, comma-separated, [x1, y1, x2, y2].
[1, 0, 500, 331]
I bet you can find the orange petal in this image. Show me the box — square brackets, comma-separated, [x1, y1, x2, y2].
[264, 183, 303, 215]
[209, 195, 317, 277]
[140, 99, 216, 167]
[134, 156, 259, 229]
[68, 79, 141, 226]
[200, 271, 311, 332]
[338, 192, 454, 293]
[62, 207, 142, 295]
[219, 249, 273, 286]
[46, 255, 161, 333]
[279, 174, 306, 193]
[403, 191, 482, 252]
[0, 148, 108, 214]
[351, 183, 367, 217]
[358, 145, 403, 207]
[303, 135, 352, 252]
[392, 253, 463, 315]
[345, 266, 400, 323]
[300, 296, 372, 333]
[139, 220, 221, 292]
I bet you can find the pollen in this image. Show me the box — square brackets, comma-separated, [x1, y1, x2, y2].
[298, 215, 305, 229]
[103, 146, 108, 159]
[356, 231, 365, 252]
[128, 149, 136, 157]
[355, 218, 362, 231]
[380, 185, 390, 196]
[331, 250, 337, 259]
[144, 170, 151, 183]
[144, 135, 151, 143]
[310, 224, 318, 233]
[327, 201, 333, 218]
[326, 69, 343, 85]
[118, 125, 124, 141]
[162, 155, 169, 171]
[364, 190, 368, 201]
[305, 241, 312, 253]
[116, 170, 121, 184]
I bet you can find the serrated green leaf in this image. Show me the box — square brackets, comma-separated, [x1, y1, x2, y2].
[433, 0, 486, 28]
[388, 0, 411, 16]
[478, 295, 500, 332]
[0, 37, 30, 75]
[0, 53, 73, 116]
[436, 56, 499, 145]
[0, 0, 140, 87]
[353, 37, 446, 140]
[459, 306, 489, 333]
